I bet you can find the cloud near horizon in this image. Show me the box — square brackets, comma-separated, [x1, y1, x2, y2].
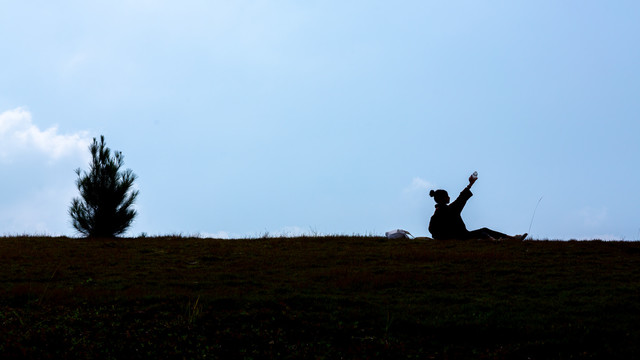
[0, 184, 78, 236]
[199, 226, 316, 239]
[0, 107, 91, 163]
[577, 206, 608, 228]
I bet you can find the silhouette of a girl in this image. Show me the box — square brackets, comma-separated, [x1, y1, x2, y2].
[428, 173, 527, 241]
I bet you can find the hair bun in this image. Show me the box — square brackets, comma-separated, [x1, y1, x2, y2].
[429, 190, 435, 197]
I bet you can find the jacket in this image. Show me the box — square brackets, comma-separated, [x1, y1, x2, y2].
[428, 187, 473, 239]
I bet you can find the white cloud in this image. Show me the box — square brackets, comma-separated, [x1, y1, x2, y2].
[404, 177, 434, 194]
[199, 231, 233, 239]
[0, 107, 91, 162]
[197, 227, 309, 239]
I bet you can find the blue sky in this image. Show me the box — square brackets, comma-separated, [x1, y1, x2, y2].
[1, 1, 639, 239]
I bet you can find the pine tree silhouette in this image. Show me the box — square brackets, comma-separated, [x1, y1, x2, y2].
[69, 135, 138, 238]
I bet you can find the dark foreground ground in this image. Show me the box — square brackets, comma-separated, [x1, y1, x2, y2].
[1, 236, 640, 359]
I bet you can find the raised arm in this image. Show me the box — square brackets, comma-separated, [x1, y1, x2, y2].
[450, 172, 477, 212]
[466, 171, 478, 190]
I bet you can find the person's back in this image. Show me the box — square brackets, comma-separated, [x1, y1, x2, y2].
[428, 188, 472, 239]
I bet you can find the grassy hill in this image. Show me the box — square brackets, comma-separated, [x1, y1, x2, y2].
[1, 236, 640, 359]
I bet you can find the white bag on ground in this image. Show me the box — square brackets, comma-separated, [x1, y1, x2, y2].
[385, 229, 413, 239]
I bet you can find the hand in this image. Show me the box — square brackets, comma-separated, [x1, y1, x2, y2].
[468, 174, 477, 186]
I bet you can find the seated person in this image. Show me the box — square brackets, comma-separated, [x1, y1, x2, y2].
[428, 173, 527, 241]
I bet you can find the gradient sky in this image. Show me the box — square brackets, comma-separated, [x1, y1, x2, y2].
[1, 1, 639, 239]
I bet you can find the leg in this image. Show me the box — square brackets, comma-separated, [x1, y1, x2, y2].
[467, 227, 509, 240]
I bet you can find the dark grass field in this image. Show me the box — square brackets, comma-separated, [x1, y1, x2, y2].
[2, 236, 640, 359]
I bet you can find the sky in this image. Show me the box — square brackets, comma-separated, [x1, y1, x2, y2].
[1, 1, 639, 240]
